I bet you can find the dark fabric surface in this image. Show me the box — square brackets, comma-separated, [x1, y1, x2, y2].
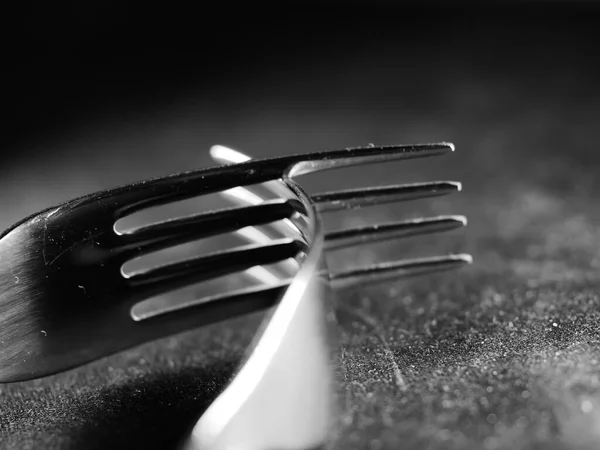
[3, 8, 600, 450]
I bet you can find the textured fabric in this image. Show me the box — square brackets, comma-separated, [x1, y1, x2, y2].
[2, 14, 600, 450]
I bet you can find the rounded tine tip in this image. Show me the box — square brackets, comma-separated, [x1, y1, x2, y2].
[453, 253, 473, 264]
[449, 215, 468, 226]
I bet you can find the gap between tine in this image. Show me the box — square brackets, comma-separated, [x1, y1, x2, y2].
[124, 239, 306, 301]
[114, 199, 301, 261]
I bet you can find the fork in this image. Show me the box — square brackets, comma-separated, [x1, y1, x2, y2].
[211, 144, 470, 286]
[0, 143, 470, 383]
[186, 144, 470, 450]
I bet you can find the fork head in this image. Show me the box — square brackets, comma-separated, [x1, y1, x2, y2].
[0, 143, 463, 382]
[213, 144, 472, 288]
[187, 144, 472, 450]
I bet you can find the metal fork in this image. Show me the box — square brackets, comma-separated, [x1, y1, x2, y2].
[185, 144, 471, 450]
[211, 144, 471, 286]
[0, 143, 470, 383]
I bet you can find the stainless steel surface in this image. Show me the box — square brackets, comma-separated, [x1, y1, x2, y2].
[185, 145, 470, 450]
[0, 143, 468, 383]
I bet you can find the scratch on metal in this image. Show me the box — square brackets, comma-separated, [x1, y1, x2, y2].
[338, 305, 407, 391]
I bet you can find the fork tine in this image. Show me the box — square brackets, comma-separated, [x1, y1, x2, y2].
[313, 182, 461, 212]
[124, 238, 306, 301]
[133, 254, 472, 323]
[69, 142, 452, 221]
[211, 142, 454, 179]
[212, 146, 461, 214]
[324, 215, 467, 251]
[114, 199, 302, 260]
[286, 143, 454, 177]
[131, 281, 290, 322]
[327, 254, 472, 289]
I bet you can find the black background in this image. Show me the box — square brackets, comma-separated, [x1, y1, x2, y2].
[6, 1, 599, 161]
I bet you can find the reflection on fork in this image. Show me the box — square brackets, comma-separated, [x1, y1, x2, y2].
[185, 144, 471, 450]
[0, 141, 470, 449]
[185, 235, 336, 450]
[1, 143, 467, 382]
